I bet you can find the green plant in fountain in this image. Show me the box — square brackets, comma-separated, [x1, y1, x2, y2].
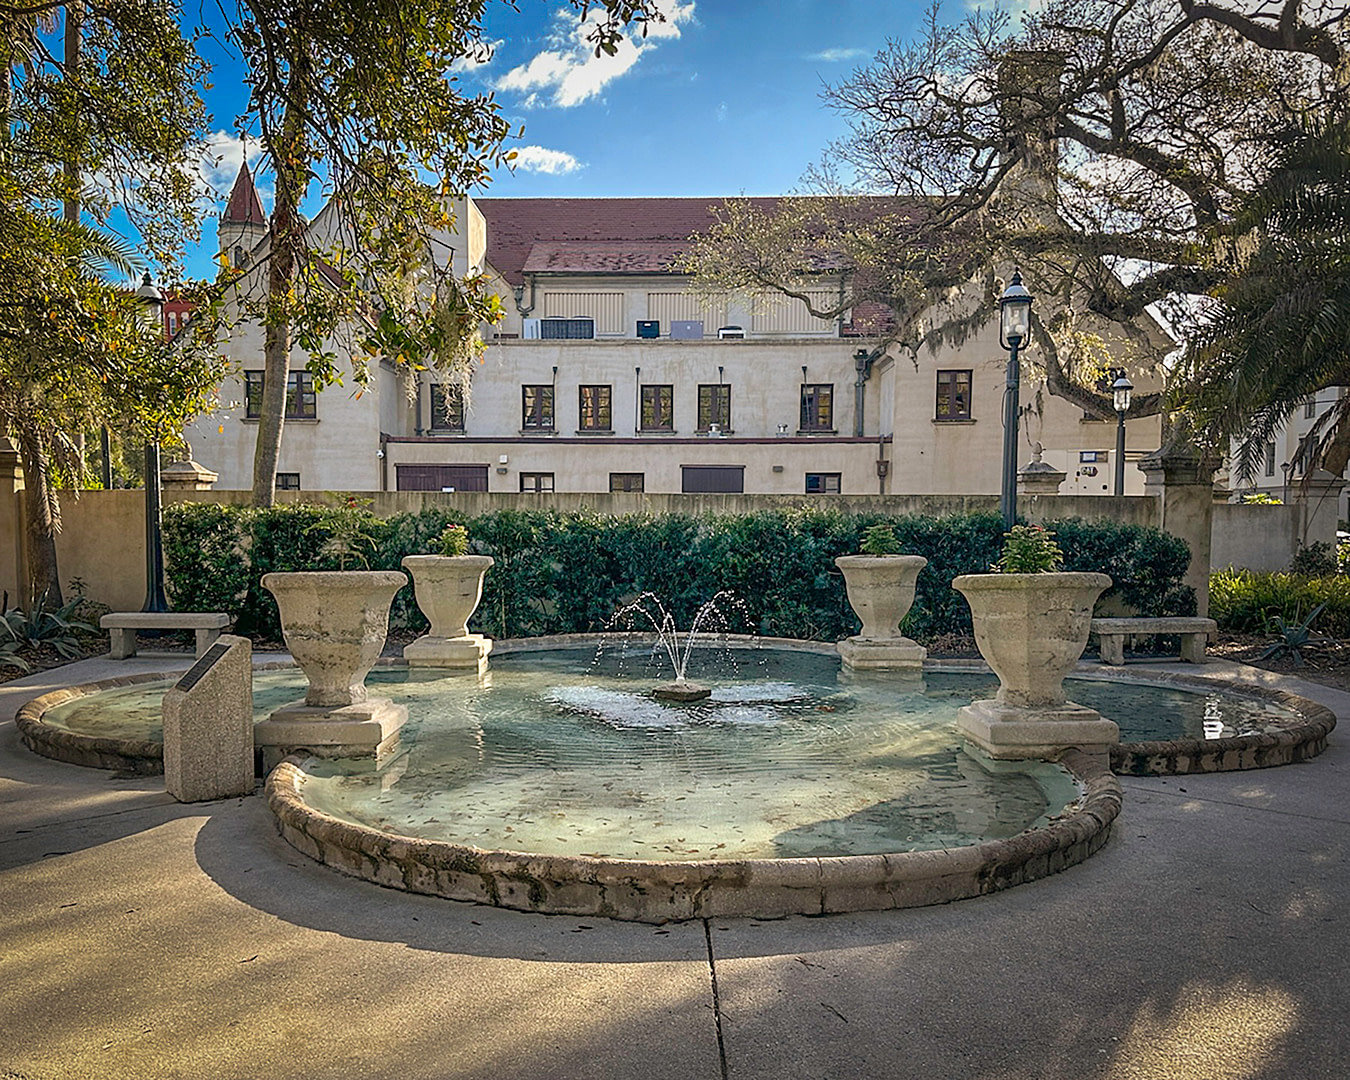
[438, 524, 470, 557]
[306, 496, 380, 570]
[994, 525, 1064, 573]
[859, 524, 902, 555]
[1259, 603, 1333, 666]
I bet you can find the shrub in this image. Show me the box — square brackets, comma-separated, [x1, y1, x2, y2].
[994, 525, 1063, 573]
[859, 524, 902, 555]
[1210, 568, 1350, 636]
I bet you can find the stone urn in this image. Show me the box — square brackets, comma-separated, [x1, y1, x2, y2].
[253, 570, 409, 769]
[952, 571, 1118, 763]
[401, 554, 495, 669]
[263, 570, 407, 705]
[835, 554, 928, 669]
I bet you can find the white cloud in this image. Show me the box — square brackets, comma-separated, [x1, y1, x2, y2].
[450, 38, 503, 73]
[808, 47, 867, 62]
[510, 145, 583, 174]
[496, 2, 696, 108]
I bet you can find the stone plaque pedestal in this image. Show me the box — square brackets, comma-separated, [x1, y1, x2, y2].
[403, 633, 492, 672]
[838, 637, 927, 670]
[162, 634, 254, 801]
[956, 699, 1118, 768]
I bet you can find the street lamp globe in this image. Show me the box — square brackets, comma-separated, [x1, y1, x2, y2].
[1112, 373, 1134, 415]
[998, 268, 1034, 349]
[135, 271, 165, 328]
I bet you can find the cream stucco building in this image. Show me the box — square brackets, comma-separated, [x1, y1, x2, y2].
[185, 169, 1161, 496]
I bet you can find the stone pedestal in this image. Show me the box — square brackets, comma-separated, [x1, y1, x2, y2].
[257, 570, 408, 770]
[837, 637, 927, 670]
[956, 699, 1119, 768]
[162, 635, 254, 801]
[1017, 442, 1067, 495]
[402, 633, 492, 672]
[254, 698, 407, 773]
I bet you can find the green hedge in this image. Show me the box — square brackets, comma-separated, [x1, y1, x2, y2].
[1209, 568, 1350, 636]
[162, 503, 1195, 643]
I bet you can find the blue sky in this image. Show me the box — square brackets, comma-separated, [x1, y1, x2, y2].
[184, 1, 933, 279]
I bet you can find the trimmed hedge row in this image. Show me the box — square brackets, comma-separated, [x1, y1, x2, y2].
[162, 503, 1196, 643]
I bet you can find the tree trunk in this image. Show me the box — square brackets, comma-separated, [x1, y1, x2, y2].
[15, 427, 63, 610]
[250, 93, 308, 507]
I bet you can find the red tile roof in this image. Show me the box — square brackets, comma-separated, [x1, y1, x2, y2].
[222, 161, 266, 226]
[475, 197, 781, 285]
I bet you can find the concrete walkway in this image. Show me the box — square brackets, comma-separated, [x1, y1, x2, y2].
[0, 655, 1346, 1080]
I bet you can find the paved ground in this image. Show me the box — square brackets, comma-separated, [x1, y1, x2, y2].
[0, 654, 1346, 1080]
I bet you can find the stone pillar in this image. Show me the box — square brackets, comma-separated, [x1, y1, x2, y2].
[162, 635, 255, 801]
[0, 437, 23, 607]
[1018, 442, 1066, 495]
[1140, 442, 1220, 618]
[161, 458, 219, 491]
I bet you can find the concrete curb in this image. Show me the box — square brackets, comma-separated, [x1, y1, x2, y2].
[264, 749, 1121, 923]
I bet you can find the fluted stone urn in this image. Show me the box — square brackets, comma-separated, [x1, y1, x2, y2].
[401, 554, 495, 670]
[253, 570, 408, 769]
[835, 554, 928, 669]
[953, 571, 1119, 764]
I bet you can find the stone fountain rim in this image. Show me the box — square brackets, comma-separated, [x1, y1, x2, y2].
[266, 748, 1121, 922]
[12, 639, 1336, 782]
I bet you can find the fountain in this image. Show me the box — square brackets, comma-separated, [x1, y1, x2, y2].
[599, 591, 750, 702]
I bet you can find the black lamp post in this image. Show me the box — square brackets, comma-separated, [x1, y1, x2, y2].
[135, 271, 169, 613]
[998, 269, 1034, 530]
[1112, 373, 1133, 499]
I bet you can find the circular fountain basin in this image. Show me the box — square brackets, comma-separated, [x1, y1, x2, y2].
[12, 639, 1336, 920]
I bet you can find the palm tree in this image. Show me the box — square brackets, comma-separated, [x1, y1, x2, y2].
[1179, 114, 1350, 483]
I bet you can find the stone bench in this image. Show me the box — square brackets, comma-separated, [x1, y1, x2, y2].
[1091, 617, 1218, 665]
[100, 612, 232, 659]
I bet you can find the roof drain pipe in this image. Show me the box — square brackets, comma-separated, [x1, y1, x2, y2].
[512, 274, 537, 317]
[853, 347, 881, 438]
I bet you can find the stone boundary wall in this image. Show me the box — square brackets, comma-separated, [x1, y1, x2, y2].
[2, 489, 1160, 612]
[265, 748, 1122, 923]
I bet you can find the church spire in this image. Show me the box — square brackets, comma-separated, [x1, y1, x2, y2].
[222, 160, 265, 226]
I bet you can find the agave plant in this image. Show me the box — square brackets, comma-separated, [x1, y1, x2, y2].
[1258, 603, 1333, 666]
[0, 592, 96, 661]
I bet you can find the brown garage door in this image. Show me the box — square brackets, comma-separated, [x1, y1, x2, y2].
[681, 465, 744, 493]
[396, 464, 489, 492]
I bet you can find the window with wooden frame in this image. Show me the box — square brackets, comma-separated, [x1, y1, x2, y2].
[935, 369, 972, 420]
[609, 472, 644, 493]
[640, 384, 674, 431]
[804, 472, 841, 494]
[430, 383, 465, 432]
[245, 370, 317, 420]
[522, 385, 555, 431]
[578, 385, 612, 431]
[799, 384, 834, 432]
[520, 472, 555, 493]
[697, 384, 731, 431]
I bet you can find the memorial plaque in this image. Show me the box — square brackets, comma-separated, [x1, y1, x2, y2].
[163, 634, 255, 802]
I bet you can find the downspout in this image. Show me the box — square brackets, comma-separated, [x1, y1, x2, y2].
[877, 434, 890, 495]
[634, 366, 641, 434]
[853, 347, 879, 438]
[513, 274, 537, 316]
[414, 378, 424, 437]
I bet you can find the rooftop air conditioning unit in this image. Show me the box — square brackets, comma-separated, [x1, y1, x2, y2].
[636, 320, 660, 339]
[670, 320, 704, 340]
[522, 318, 541, 339]
[717, 325, 745, 339]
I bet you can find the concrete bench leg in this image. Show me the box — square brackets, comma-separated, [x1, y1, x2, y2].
[194, 627, 223, 658]
[1179, 633, 1208, 664]
[1098, 634, 1125, 665]
[108, 628, 137, 660]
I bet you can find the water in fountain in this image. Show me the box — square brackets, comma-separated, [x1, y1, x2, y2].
[594, 591, 752, 702]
